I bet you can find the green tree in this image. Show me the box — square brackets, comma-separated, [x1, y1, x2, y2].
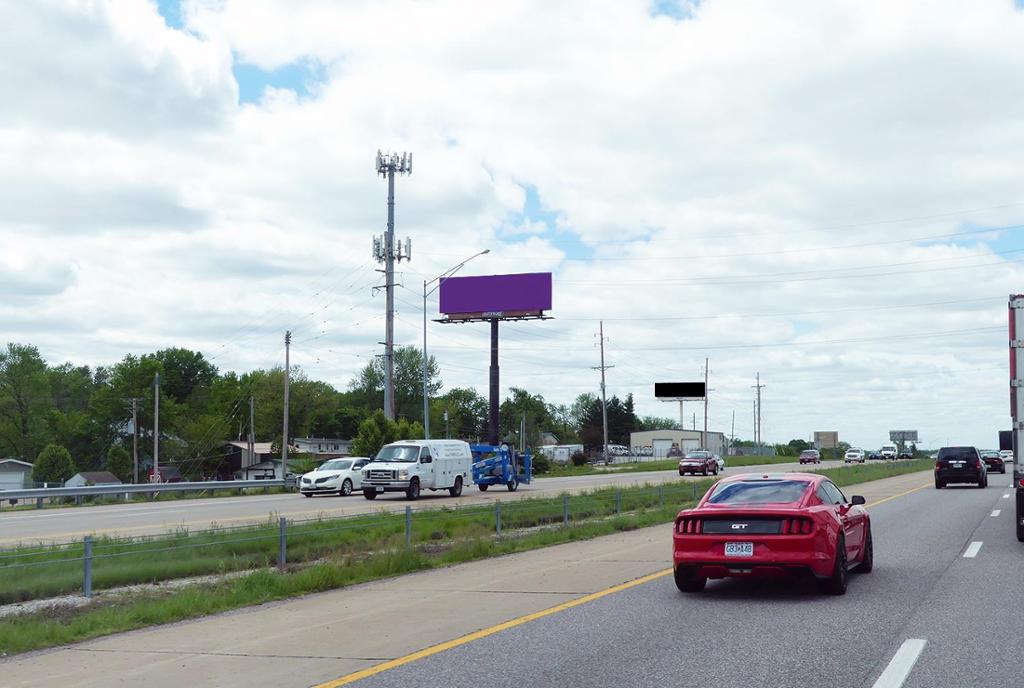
[351, 410, 397, 457]
[431, 387, 487, 440]
[350, 346, 441, 422]
[0, 343, 52, 461]
[500, 387, 555, 446]
[32, 444, 76, 484]
[104, 443, 133, 482]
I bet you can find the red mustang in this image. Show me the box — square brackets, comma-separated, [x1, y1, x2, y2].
[672, 473, 873, 595]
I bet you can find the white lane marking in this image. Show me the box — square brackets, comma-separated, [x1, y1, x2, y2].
[963, 541, 983, 558]
[871, 638, 927, 688]
[991, 510, 1001, 517]
[1004, 493, 1011, 499]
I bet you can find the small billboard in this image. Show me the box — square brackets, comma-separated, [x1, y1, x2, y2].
[889, 430, 919, 442]
[814, 431, 839, 449]
[655, 382, 706, 400]
[439, 272, 552, 319]
[999, 430, 1012, 452]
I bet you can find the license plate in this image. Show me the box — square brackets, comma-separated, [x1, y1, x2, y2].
[375, 487, 384, 493]
[725, 542, 754, 557]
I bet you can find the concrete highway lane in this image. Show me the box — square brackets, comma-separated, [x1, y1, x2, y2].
[0, 460, 817, 544]
[335, 474, 1023, 688]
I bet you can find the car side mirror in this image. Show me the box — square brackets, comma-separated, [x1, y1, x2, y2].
[850, 495, 866, 506]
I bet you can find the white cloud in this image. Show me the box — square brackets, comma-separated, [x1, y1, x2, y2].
[1, 0, 1023, 448]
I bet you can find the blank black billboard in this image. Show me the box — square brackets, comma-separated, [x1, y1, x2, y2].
[655, 382, 706, 399]
[1000, 430, 1012, 451]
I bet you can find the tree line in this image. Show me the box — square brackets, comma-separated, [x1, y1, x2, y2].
[1, 342, 665, 483]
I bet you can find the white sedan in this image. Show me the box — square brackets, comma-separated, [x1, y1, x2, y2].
[300, 458, 371, 497]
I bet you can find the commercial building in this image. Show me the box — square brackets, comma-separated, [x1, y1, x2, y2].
[629, 430, 726, 458]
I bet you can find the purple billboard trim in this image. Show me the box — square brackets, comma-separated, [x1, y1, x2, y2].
[439, 272, 552, 315]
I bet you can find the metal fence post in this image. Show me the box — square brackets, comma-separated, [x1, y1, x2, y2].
[405, 506, 412, 548]
[562, 494, 569, 526]
[616, 489, 622, 515]
[83, 535, 93, 598]
[495, 502, 502, 536]
[658, 484, 664, 509]
[278, 517, 287, 571]
[692, 483, 698, 500]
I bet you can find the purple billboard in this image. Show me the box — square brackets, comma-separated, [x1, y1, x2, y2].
[439, 272, 552, 317]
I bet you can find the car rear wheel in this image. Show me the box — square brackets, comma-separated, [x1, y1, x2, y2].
[449, 476, 463, 497]
[858, 529, 873, 573]
[935, 478, 944, 489]
[340, 479, 353, 497]
[674, 567, 706, 593]
[820, 535, 848, 595]
[978, 475, 987, 489]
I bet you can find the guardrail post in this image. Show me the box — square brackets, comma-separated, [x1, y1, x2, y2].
[616, 489, 622, 515]
[405, 506, 412, 547]
[495, 502, 502, 536]
[278, 517, 287, 571]
[83, 535, 93, 598]
[562, 494, 569, 526]
[36, 496, 43, 509]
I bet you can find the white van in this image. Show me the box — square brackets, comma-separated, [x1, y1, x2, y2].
[360, 439, 472, 500]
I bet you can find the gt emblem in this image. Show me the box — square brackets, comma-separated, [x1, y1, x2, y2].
[731, 523, 748, 530]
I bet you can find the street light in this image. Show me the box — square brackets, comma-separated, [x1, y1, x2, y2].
[423, 249, 490, 438]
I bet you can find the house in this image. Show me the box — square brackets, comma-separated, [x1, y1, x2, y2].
[0, 458, 33, 491]
[66, 471, 123, 487]
[539, 432, 559, 446]
[294, 437, 352, 458]
[223, 441, 300, 480]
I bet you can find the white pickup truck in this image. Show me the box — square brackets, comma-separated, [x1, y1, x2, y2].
[360, 439, 472, 500]
[880, 444, 898, 460]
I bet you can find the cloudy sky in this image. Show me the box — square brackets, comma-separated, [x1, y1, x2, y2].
[3, 0, 1024, 448]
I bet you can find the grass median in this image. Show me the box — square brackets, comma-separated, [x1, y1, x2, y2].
[542, 454, 797, 477]
[0, 458, 933, 656]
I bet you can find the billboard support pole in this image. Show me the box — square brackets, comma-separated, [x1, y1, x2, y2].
[489, 319, 500, 444]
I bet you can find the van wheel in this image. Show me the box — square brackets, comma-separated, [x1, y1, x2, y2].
[405, 478, 420, 500]
[449, 476, 463, 497]
[363, 489, 377, 500]
[478, 484, 489, 492]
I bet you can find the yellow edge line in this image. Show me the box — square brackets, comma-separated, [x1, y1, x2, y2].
[311, 568, 674, 688]
[864, 482, 931, 508]
[315, 473, 933, 687]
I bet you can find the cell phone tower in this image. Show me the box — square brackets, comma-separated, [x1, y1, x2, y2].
[373, 151, 413, 421]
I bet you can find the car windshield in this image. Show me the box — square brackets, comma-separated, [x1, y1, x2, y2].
[684, 451, 709, 459]
[319, 460, 352, 471]
[374, 445, 420, 463]
[980, 451, 1000, 458]
[707, 480, 809, 505]
[800, 451, 817, 457]
[938, 447, 976, 461]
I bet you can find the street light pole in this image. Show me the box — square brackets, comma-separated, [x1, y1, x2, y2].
[422, 249, 490, 439]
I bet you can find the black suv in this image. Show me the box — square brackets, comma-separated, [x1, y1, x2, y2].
[934, 446, 987, 489]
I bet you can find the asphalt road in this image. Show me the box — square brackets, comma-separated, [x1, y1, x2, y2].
[0, 460, 819, 545]
[347, 473, 1023, 688]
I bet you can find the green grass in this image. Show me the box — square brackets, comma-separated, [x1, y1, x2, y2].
[0, 486, 294, 513]
[0, 486, 706, 656]
[810, 458, 934, 488]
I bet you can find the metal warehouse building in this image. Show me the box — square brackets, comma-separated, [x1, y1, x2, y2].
[629, 430, 726, 458]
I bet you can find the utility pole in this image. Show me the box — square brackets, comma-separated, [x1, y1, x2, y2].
[592, 321, 614, 463]
[752, 373, 765, 450]
[703, 357, 709, 450]
[730, 409, 736, 454]
[374, 150, 413, 421]
[129, 398, 141, 483]
[282, 331, 291, 480]
[248, 395, 255, 470]
[152, 373, 160, 482]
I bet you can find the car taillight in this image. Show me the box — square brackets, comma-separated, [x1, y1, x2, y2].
[781, 517, 813, 534]
[676, 517, 703, 534]
[935, 462, 941, 469]
[1019, 479, 1024, 488]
